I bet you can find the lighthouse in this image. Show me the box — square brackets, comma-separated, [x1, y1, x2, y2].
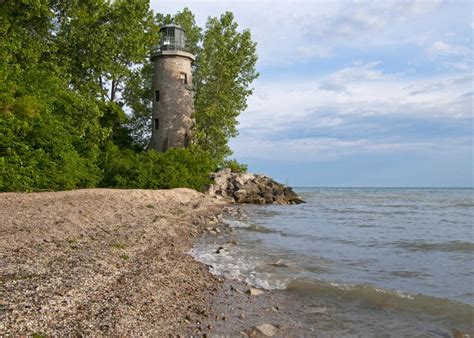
[149, 23, 195, 152]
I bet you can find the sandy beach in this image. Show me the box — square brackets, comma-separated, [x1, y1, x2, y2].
[0, 188, 230, 335]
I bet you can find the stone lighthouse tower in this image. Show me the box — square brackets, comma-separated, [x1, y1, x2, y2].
[149, 23, 195, 152]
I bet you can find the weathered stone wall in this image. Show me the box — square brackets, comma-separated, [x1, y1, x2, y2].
[150, 53, 194, 152]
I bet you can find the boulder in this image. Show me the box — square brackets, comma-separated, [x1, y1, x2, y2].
[249, 323, 277, 337]
[246, 287, 264, 296]
[206, 169, 304, 205]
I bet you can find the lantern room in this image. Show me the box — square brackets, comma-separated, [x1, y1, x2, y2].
[159, 23, 187, 52]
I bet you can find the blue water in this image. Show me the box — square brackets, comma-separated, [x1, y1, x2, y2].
[192, 188, 474, 335]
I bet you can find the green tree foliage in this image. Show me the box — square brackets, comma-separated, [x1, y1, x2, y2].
[1, 0, 104, 191]
[194, 12, 259, 162]
[1, 3, 256, 192]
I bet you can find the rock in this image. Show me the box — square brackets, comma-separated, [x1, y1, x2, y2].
[234, 189, 248, 203]
[246, 287, 264, 296]
[206, 169, 304, 205]
[215, 246, 225, 254]
[249, 323, 277, 337]
[269, 259, 290, 268]
[268, 305, 279, 312]
[253, 197, 266, 204]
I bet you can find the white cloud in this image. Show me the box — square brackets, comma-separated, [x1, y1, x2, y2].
[150, 0, 469, 67]
[230, 135, 471, 162]
[231, 61, 472, 161]
[430, 40, 470, 57]
[241, 61, 470, 131]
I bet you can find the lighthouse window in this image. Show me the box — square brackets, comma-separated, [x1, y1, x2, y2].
[154, 118, 159, 130]
[180, 72, 187, 84]
[155, 90, 160, 101]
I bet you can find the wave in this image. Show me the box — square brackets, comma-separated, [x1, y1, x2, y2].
[453, 202, 474, 208]
[223, 219, 274, 233]
[395, 240, 474, 253]
[189, 243, 289, 290]
[287, 279, 474, 328]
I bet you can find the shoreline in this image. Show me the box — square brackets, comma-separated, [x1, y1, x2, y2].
[3, 189, 471, 336]
[1, 188, 227, 335]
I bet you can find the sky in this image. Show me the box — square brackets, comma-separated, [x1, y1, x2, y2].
[150, 0, 473, 187]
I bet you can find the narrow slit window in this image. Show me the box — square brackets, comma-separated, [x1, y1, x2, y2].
[154, 118, 159, 130]
[180, 72, 187, 84]
[155, 90, 160, 101]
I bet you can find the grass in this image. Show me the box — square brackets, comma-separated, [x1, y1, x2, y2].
[111, 242, 127, 249]
[119, 254, 129, 260]
[174, 208, 185, 216]
[31, 333, 45, 338]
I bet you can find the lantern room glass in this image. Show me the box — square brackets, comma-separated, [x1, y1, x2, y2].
[159, 25, 187, 52]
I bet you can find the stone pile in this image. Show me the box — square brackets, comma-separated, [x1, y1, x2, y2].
[206, 169, 304, 205]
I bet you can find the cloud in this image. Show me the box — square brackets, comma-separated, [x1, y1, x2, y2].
[430, 40, 471, 58]
[230, 134, 472, 162]
[151, 0, 471, 69]
[232, 61, 472, 162]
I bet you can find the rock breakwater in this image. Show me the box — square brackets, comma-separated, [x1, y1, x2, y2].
[207, 169, 304, 205]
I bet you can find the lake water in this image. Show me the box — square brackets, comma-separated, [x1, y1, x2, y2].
[191, 188, 474, 336]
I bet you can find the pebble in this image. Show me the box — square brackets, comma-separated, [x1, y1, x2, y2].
[246, 287, 264, 296]
[249, 323, 277, 337]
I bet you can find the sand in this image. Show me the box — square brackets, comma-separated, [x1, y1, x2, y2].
[0, 188, 225, 335]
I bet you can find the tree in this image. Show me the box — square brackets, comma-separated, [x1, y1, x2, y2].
[194, 12, 259, 162]
[0, 0, 104, 191]
[53, 0, 157, 145]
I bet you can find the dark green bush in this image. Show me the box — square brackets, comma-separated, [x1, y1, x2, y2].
[99, 142, 216, 191]
[222, 159, 248, 173]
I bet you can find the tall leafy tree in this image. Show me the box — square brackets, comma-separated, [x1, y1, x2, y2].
[194, 12, 259, 162]
[0, 0, 106, 191]
[53, 0, 157, 144]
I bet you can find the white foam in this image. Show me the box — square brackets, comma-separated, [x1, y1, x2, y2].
[223, 218, 251, 228]
[189, 243, 289, 290]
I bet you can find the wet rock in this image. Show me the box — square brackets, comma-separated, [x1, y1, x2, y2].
[249, 323, 277, 337]
[246, 287, 264, 296]
[269, 259, 290, 268]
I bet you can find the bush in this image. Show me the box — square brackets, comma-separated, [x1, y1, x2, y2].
[0, 107, 101, 192]
[221, 159, 248, 173]
[99, 143, 216, 191]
